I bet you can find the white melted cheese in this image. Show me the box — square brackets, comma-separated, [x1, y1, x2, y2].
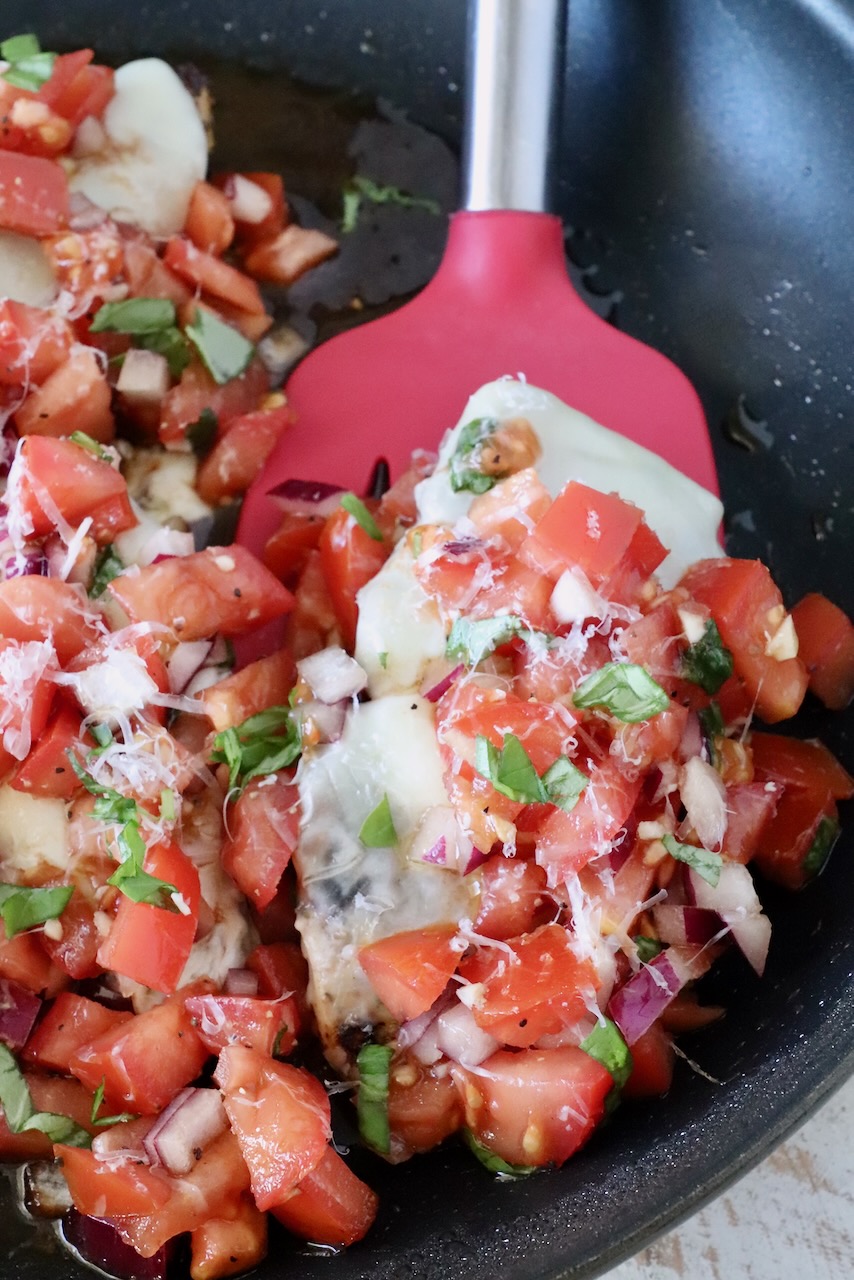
[0, 787, 70, 876]
[295, 695, 475, 1073]
[415, 379, 723, 587]
[66, 59, 207, 237]
[0, 231, 58, 308]
[354, 541, 446, 698]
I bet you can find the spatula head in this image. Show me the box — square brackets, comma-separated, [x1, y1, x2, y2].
[239, 210, 716, 560]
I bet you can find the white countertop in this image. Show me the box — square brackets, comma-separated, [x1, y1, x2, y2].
[606, 1071, 854, 1280]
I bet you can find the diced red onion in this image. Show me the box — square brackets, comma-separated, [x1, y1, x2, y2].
[433, 1002, 499, 1067]
[442, 537, 484, 556]
[295, 697, 348, 743]
[463, 845, 490, 874]
[297, 646, 367, 703]
[2, 549, 48, 579]
[224, 967, 259, 996]
[116, 348, 171, 406]
[408, 805, 475, 873]
[62, 1210, 173, 1280]
[141, 1086, 227, 1176]
[652, 904, 724, 949]
[679, 756, 728, 851]
[225, 173, 274, 224]
[422, 663, 464, 703]
[0, 978, 42, 1050]
[268, 478, 345, 517]
[608, 811, 639, 872]
[688, 862, 771, 975]
[397, 1006, 440, 1051]
[607, 950, 688, 1045]
[677, 711, 705, 764]
[167, 639, 213, 694]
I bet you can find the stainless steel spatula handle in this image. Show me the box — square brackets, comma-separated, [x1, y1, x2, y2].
[462, 0, 565, 213]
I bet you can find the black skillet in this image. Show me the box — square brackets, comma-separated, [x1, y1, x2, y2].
[4, 2, 854, 1277]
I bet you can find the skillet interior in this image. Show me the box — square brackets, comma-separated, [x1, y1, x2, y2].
[3, 2, 854, 1277]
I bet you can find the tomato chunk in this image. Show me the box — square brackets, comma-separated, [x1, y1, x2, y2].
[319, 504, 390, 652]
[535, 754, 642, 885]
[750, 732, 854, 801]
[11, 700, 89, 798]
[0, 151, 68, 234]
[0, 1075, 94, 1161]
[202, 648, 296, 733]
[158, 357, 268, 448]
[622, 1021, 675, 1098]
[108, 545, 294, 641]
[0, 300, 72, 387]
[214, 1046, 331, 1212]
[14, 346, 115, 442]
[184, 180, 235, 255]
[190, 1192, 268, 1280]
[22, 991, 131, 1072]
[387, 1059, 463, 1156]
[453, 1045, 612, 1167]
[196, 403, 293, 505]
[164, 236, 265, 315]
[358, 925, 461, 1022]
[184, 993, 299, 1057]
[11, 435, 136, 543]
[792, 592, 854, 710]
[473, 854, 553, 941]
[221, 773, 300, 911]
[270, 1145, 378, 1247]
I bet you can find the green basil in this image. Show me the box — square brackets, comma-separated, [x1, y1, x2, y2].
[633, 935, 664, 965]
[462, 1129, 536, 1178]
[0, 1045, 90, 1148]
[341, 175, 440, 234]
[91, 298, 177, 335]
[541, 756, 588, 813]
[356, 1043, 393, 1154]
[680, 620, 734, 695]
[475, 733, 587, 814]
[89, 545, 124, 599]
[0, 883, 73, 939]
[448, 417, 499, 494]
[573, 662, 670, 723]
[581, 1017, 633, 1093]
[185, 308, 255, 385]
[802, 815, 840, 882]
[661, 834, 722, 887]
[211, 705, 301, 793]
[340, 493, 383, 542]
[359, 794, 397, 848]
[445, 614, 549, 665]
[186, 407, 219, 456]
[0, 35, 56, 92]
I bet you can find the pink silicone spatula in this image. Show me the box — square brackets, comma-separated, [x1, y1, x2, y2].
[238, 0, 716, 562]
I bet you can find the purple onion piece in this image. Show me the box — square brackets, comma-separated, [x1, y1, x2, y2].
[607, 950, 687, 1046]
[268, 478, 345, 517]
[463, 845, 490, 875]
[62, 1210, 174, 1280]
[0, 978, 42, 1050]
[423, 664, 464, 704]
[141, 1086, 227, 1176]
[652, 904, 724, 949]
[441, 538, 484, 556]
[3, 550, 48, 580]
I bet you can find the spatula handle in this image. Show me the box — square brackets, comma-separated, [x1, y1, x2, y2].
[462, 0, 564, 213]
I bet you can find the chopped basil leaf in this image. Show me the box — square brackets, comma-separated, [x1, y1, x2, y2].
[446, 614, 549, 665]
[341, 175, 440, 234]
[159, 789, 176, 822]
[186, 407, 219, 456]
[70, 430, 108, 459]
[633, 935, 664, 964]
[475, 733, 546, 805]
[89, 545, 124, 599]
[541, 756, 588, 814]
[139, 325, 191, 378]
[802, 814, 840, 881]
[0, 1044, 91, 1148]
[1, 35, 56, 92]
[211, 705, 301, 793]
[90, 723, 114, 751]
[462, 1129, 536, 1179]
[91, 298, 176, 335]
[680, 620, 734, 695]
[356, 1043, 393, 1154]
[359, 794, 397, 848]
[448, 417, 499, 494]
[90, 1078, 136, 1128]
[378, 651, 389, 670]
[340, 493, 383, 542]
[698, 701, 725, 743]
[272, 1027, 290, 1058]
[185, 308, 255, 385]
[0, 882, 73, 939]
[581, 1017, 633, 1093]
[573, 662, 670, 723]
[661, 834, 722, 887]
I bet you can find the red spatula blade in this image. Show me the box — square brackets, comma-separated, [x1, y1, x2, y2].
[239, 211, 715, 563]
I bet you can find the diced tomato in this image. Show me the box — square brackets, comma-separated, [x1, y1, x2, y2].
[0, 300, 72, 387]
[453, 1045, 612, 1167]
[43, 224, 125, 308]
[660, 992, 725, 1033]
[270, 1145, 378, 1247]
[373, 452, 436, 539]
[184, 180, 235, 255]
[185, 993, 299, 1058]
[750, 732, 854, 801]
[535, 754, 643, 885]
[413, 534, 552, 628]
[622, 1021, 675, 1098]
[190, 1193, 268, 1280]
[0, 635, 55, 775]
[57, 1142, 172, 1218]
[22, 991, 131, 1071]
[202, 649, 296, 734]
[578, 842, 657, 935]
[196, 403, 293, 506]
[319, 504, 391, 651]
[184, 294, 274, 343]
[0, 93, 72, 157]
[221, 773, 300, 912]
[214, 1046, 331, 1212]
[11, 435, 135, 543]
[39, 50, 115, 127]
[612, 701, 690, 771]
[14, 345, 115, 442]
[723, 780, 779, 864]
[679, 558, 808, 723]
[444, 683, 576, 776]
[37, 49, 93, 110]
[263, 512, 326, 588]
[0, 151, 68, 234]
[473, 854, 553, 941]
[39, 889, 103, 980]
[0, 1076, 94, 1161]
[11, 700, 89, 798]
[108, 544, 294, 642]
[97, 841, 200, 994]
[122, 233, 193, 307]
[242, 225, 338, 285]
[218, 171, 286, 247]
[753, 787, 839, 891]
[111, 1128, 251, 1259]
[459, 924, 597, 1048]
[467, 467, 552, 550]
[69, 985, 212, 1114]
[521, 482, 666, 592]
[512, 630, 613, 704]
[387, 1058, 463, 1156]
[158, 356, 269, 447]
[0, 923, 58, 994]
[164, 236, 265, 314]
[283, 548, 339, 658]
[620, 600, 684, 686]
[358, 925, 461, 1022]
[792, 592, 854, 710]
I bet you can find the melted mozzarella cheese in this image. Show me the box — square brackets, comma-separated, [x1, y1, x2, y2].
[295, 695, 475, 1074]
[0, 231, 58, 307]
[0, 787, 70, 875]
[415, 379, 723, 586]
[354, 541, 447, 698]
[66, 59, 207, 237]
